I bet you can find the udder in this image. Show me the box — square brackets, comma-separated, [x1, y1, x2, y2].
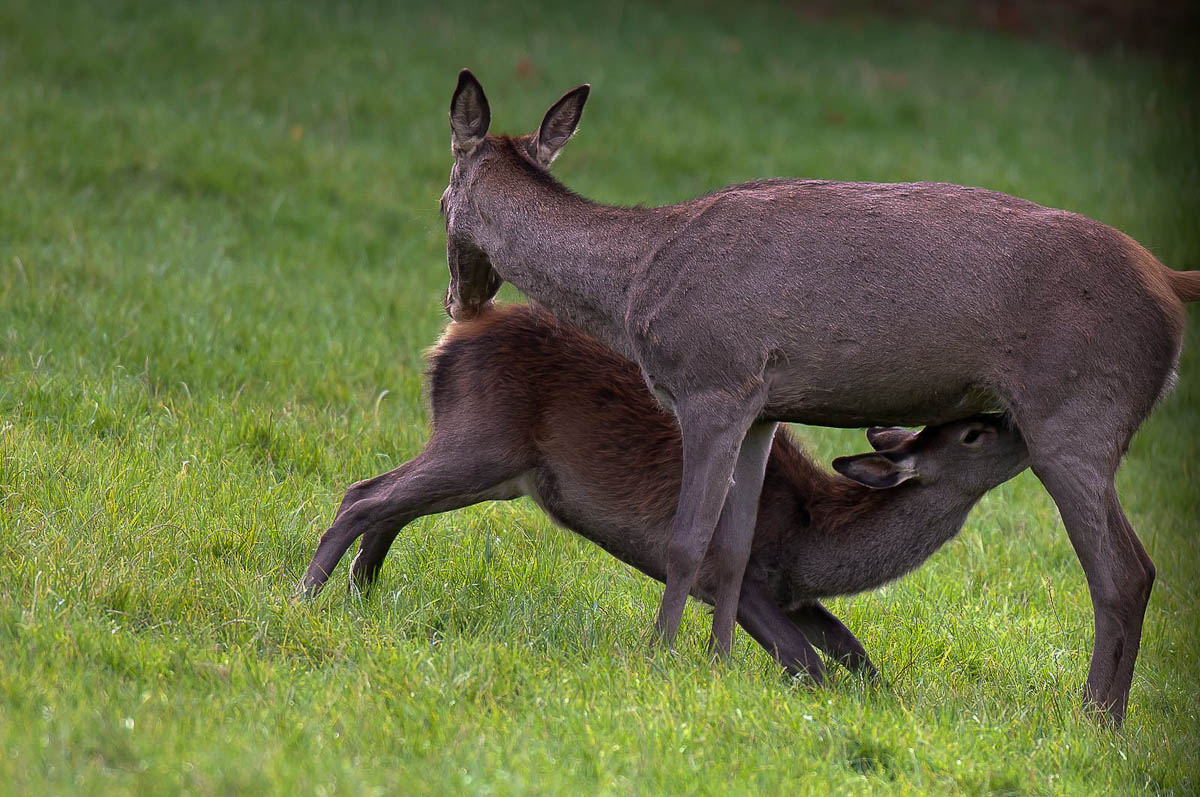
[763, 366, 1006, 427]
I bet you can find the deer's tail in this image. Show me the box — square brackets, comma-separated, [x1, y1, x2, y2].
[1169, 269, 1200, 303]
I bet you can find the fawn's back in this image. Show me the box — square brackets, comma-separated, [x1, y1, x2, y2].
[428, 303, 820, 585]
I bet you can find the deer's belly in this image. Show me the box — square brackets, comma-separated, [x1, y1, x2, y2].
[762, 368, 1006, 428]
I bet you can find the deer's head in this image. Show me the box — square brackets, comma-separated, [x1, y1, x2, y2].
[442, 69, 589, 321]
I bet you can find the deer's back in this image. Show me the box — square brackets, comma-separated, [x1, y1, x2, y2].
[624, 180, 1183, 427]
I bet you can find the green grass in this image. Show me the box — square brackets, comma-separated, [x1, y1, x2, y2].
[2, 0, 1198, 792]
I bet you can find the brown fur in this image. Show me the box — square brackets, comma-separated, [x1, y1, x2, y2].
[1170, 268, 1200, 303]
[299, 303, 1030, 685]
[435, 303, 893, 538]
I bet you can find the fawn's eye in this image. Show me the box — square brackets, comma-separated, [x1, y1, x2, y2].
[961, 428, 984, 446]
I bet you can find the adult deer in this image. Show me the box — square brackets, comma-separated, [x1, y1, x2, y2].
[298, 304, 1030, 683]
[439, 71, 1198, 723]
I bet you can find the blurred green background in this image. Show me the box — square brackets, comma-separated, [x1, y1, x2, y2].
[1, 0, 1197, 792]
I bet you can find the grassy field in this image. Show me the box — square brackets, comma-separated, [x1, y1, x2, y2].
[2, 0, 1198, 792]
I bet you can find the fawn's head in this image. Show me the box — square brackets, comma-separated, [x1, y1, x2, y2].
[833, 416, 1029, 496]
[442, 69, 590, 321]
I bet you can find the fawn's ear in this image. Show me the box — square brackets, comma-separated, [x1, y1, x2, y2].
[865, 426, 916, 451]
[533, 84, 590, 167]
[832, 453, 917, 490]
[450, 69, 490, 157]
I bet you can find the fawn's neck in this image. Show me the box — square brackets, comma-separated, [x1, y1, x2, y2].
[781, 481, 981, 598]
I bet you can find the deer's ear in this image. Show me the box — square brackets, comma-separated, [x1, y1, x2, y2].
[865, 426, 916, 451]
[450, 69, 490, 157]
[534, 84, 589, 167]
[832, 453, 917, 490]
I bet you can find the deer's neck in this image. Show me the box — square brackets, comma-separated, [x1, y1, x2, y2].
[470, 165, 673, 354]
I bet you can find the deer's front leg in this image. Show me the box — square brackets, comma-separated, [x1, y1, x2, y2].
[706, 420, 777, 657]
[654, 388, 766, 648]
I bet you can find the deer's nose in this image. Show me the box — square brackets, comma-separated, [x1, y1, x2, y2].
[446, 298, 476, 322]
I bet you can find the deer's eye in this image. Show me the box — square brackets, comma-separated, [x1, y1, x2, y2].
[961, 429, 983, 446]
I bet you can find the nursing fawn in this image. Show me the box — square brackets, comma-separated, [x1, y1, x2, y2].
[299, 304, 1029, 683]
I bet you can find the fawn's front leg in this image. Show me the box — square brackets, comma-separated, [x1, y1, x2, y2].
[736, 581, 826, 683]
[787, 602, 878, 678]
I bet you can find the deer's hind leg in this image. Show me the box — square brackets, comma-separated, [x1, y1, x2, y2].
[296, 439, 527, 600]
[1017, 403, 1155, 725]
[1103, 491, 1156, 721]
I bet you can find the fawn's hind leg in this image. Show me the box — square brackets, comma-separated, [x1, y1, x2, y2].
[296, 446, 524, 599]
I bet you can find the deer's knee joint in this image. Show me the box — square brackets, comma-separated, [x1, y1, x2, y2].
[1142, 558, 1156, 596]
[666, 534, 707, 576]
[1095, 571, 1154, 623]
[1119, 556, 1156, 602]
